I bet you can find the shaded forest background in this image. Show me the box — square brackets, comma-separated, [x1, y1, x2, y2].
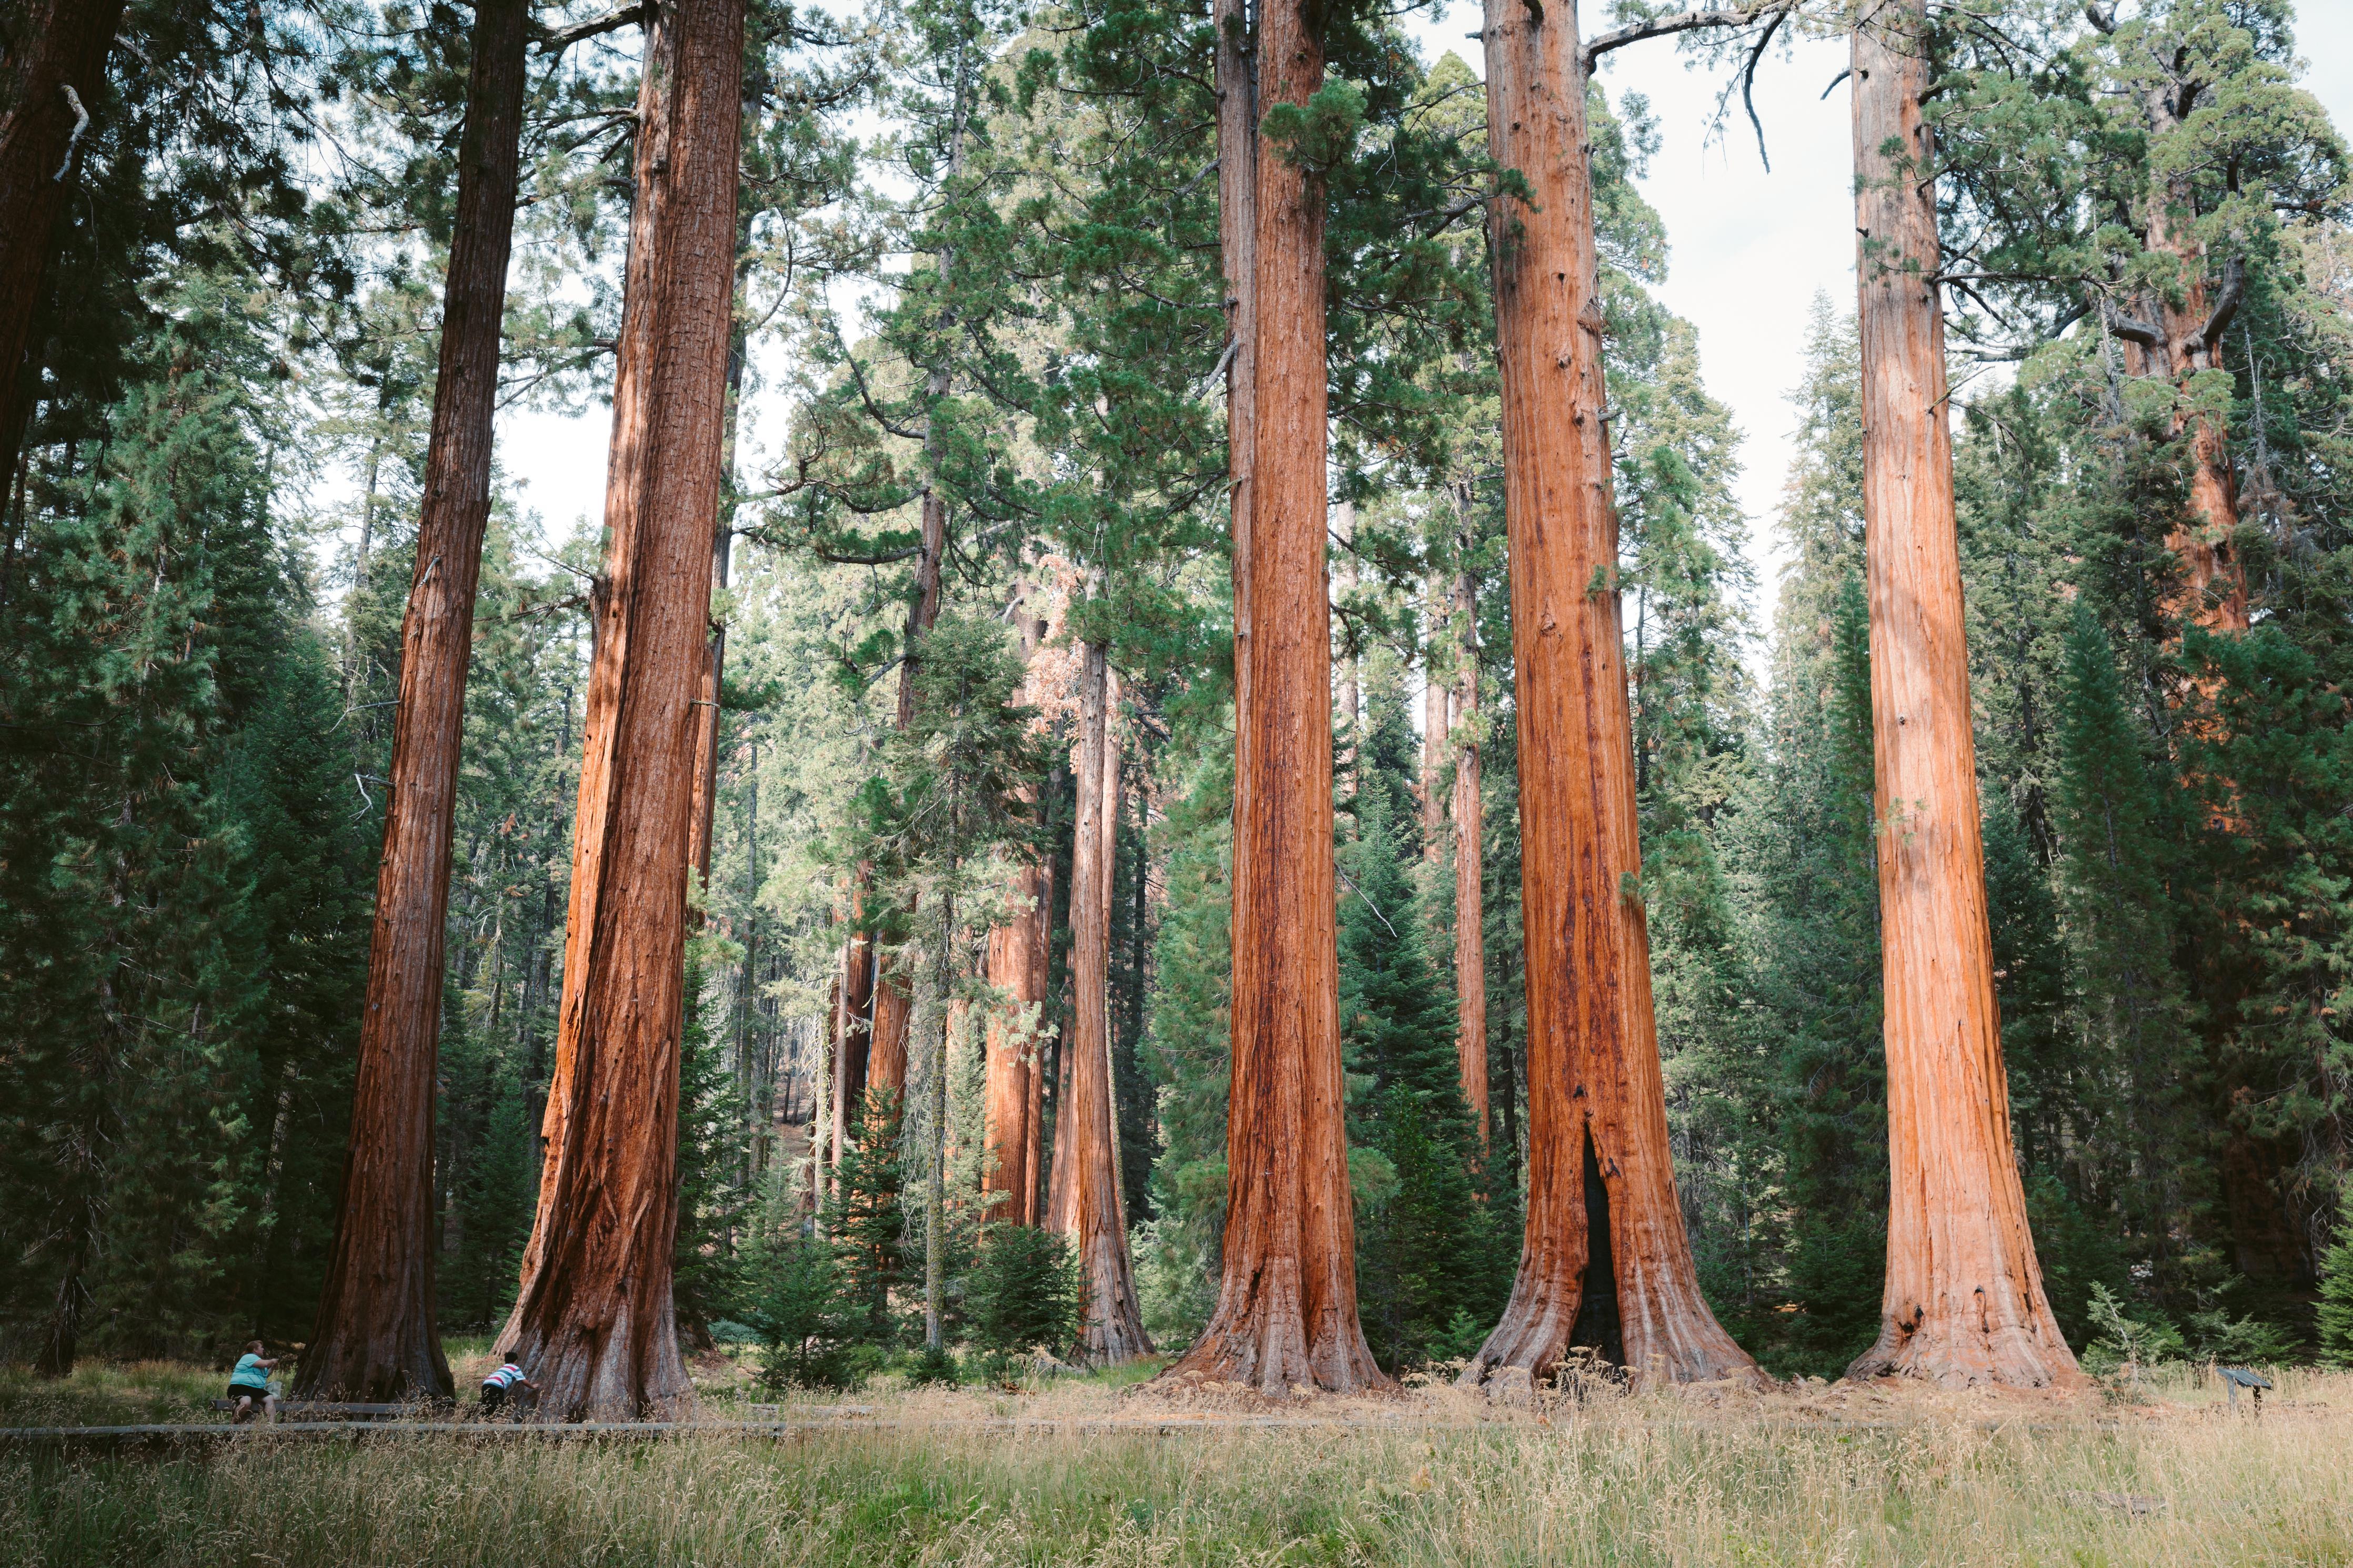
[3, 0, 2351, 1383]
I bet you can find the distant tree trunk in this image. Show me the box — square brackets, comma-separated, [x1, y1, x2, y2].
[0, 0, 127, 490]
[1422, 603, 1448, 860]
[864, 485, 948, 1097]
[983, 590, 1052, 1225]
[1461, 0, 1762, 1392]
[1842, 0, 2079, 1389]
[828, 895, 873, 1186]
[2113, 109, 2248, 635]
[501, 0, 744, 1420]
[1450, 481, 1487, 1151]
[685, 277, 749, 897]
[1167, 0, 1385, 1397]
[297, 0, 530, 1403]
[1333, 498, 1359, 798]
[982, 856, 1046, 1224]
[1054, 640, 1150, 1360]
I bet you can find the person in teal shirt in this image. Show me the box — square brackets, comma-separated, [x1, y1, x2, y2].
[226, 1341, 279, 1423]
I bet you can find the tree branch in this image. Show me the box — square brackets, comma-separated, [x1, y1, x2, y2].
[1582, 2, 1784, 71]
[2200, 256, 2245, 348]
[533, 3, 648, 54]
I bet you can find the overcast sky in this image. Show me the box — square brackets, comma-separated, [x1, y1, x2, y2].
[481, 4, 2353, 657]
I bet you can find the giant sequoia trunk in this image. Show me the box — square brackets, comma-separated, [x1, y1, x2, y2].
[1052, 642, 1151, 1360]
[297, 0, 530, 1403]
[2115, 97, 2249, 636]
[863, 488, 948, 1097]
[502, 0, 744, 1419]
[1166, 0, 1385, 1396]
[1843, 2, 2079, 1389]
[1461, 0, 1761, 1392]
[1450, 485, 1488, 1151]
[0, 0, 127, 490]
[828, 888, 873, 1189]
[982, 595, 1053, 1224]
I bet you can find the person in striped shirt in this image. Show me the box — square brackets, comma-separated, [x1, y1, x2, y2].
[478, 1353, 536, 1420]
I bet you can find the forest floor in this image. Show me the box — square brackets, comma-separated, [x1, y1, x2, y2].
[6, 1352, 2351, 1565]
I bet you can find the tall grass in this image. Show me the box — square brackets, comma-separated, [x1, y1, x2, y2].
[8, 1371, 2353, 1565]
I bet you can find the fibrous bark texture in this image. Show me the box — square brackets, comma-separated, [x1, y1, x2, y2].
[502, 0, 745, 1420]
[1166, 0, 1386, 1397]
[2120, 99, 2248, 636]
[1843, 2, 2080, 1390]
[1462, 0, 1762, 1393]
[864, 490, 949, 1097]
[829, 905, 873, 1186]
[1054, 642, 1151, 1361]
[982, 857, 1046, 1224]
[298, 0, 530, 1404]
[0, 0, 128, 492]
[1450, 492, 1487, 1152]
[982, 592, 1053, 1225]
[685, 307, 746, 893]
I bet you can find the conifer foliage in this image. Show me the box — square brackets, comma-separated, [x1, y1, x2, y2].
[4, 0, 2352, 1402]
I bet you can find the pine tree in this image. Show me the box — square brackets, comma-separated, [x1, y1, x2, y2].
[825, 1089, 910, 1347]
[1339, 795, 1500, 1370]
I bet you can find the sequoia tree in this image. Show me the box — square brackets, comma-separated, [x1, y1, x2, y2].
[981, 592, 1053, 1224]
[1449, 480, 1487, 1151]
[1457, 0, 1762, 1391]
[1841, 0, 2078, 1388]
[0, 0, 128, 489]
[296, 0, 531, 1403]
[1050, 641, 1150, 1359]
[501, 0, 746, 1419]
[1164, 0, 1387, 1395]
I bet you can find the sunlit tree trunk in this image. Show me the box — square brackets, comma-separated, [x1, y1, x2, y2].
[1843, 0, 2079, 1389]
[1167, 0, 1385, 1396]
[0, 0, 126, 489]
[1450, 481, 1487, 1151]
[1461, 0, 1762, 1392]
[982, 592, 1052, 1225]
[828, 892, 873, 1188]
[1053, 641, 1151, 1359]
[501, 0, 744, 1419]
[297, 0, 530, 1402]
[864, 487, 948, 1097]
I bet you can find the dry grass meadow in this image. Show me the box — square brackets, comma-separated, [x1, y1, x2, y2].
[7, 1352, 2353, 1565]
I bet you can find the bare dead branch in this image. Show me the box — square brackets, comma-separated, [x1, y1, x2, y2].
[534, 3, 648, 53]
[1582, 2, 1786, 71]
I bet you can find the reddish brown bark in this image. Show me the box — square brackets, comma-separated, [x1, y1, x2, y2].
[982, 861, 1045, 1224]
[864, 489, 949, 1098]
[2114, 84, 2249, 636]
[1166, 0, 1385, 1397]
[1450, 485, 1487, 1151]
[1461, 0, 1761, 1392]
[296, 0, 530, 1403]
[1843, 2, 2079, 1389]
[685, 308, 747, 894]
[829, 913, 873, 1186]
[982, 597, 1054, 1225]
[0, 0, 126, 489]
[1051, 643, 1151, 1360]
[502, 0, 744, 1420]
